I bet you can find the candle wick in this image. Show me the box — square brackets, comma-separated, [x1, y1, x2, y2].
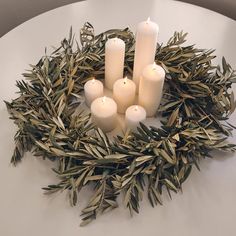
[134, 106, 138, 111]
[102, 96, 106, 103]
[152, 62, 157, 70]
[146, 17, 151, 24]
[124, 76, 128, 85]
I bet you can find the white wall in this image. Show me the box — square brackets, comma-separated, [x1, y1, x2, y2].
[178, 0, 236, 20]
[0, 0, 79, 36]
[0, 0, 235, 37]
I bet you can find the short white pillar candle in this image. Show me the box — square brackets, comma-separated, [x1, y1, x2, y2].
[133, 18, 159, 91]
[138, 63, 165, 117]
[91, 96, 117, 133]
[125, 105, 147, 131]
[84, 78, 104, 107]
[113, 77, 136, 114]
[105, 37, 125, 90]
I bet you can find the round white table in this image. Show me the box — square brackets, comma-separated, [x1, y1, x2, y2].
[0, 0, 236, 235]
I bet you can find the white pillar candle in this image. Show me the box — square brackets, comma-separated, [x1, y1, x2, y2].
[113, 77, 136, 114]
[84, 78, 104, 107]
[125, 105, 147, 131]
[133, 18, 159, 91]
[91, 96, 117, 133]
[138, 63, 165, 117]
[105, 37, 125, 90]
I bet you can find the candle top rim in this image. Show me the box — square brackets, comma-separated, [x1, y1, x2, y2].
[138, 19, 159, 32]
[126, 105, 146, 121]
[91, 96, 117, 118]
[84, 78, 103, 90]
[113, 77, 136, 90]
[106, 37, 125, 45]
[142, 63, 166, 80]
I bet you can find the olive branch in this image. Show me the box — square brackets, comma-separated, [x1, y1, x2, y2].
[5, 22, 236, 226]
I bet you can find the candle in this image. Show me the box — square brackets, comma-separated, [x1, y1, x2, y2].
[105, 37, 125, 90]
[138, 63, 165, 117]
[91, 96, 117, 132]
[133, 18, 159, 91]
[125, 105, 147, 131]
[113, 77, 136, 114]
[84, 78, 104, 107]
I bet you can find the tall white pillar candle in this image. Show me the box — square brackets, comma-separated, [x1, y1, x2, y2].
[84, 78, 104, 107]
[105, 38, 125, 90]
[138, 63, 165, 117]
[125, 105, 147, 131]
[113, 77, 136, 114]
[91, 96, 117, 133]
[133, 18, 159, 91]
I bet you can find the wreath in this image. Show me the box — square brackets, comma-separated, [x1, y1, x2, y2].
[5, 22, 236, 226]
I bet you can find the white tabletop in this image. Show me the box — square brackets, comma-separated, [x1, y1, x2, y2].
[0, 0, 236, 235]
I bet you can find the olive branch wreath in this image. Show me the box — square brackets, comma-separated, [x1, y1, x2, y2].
[5, 22, 236, 226]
